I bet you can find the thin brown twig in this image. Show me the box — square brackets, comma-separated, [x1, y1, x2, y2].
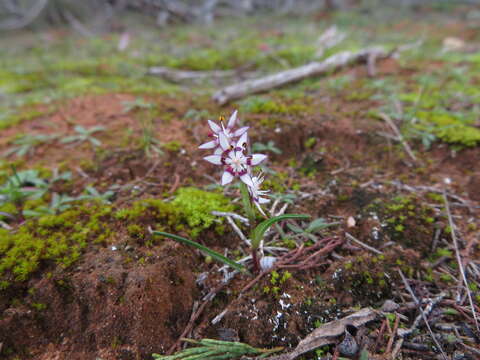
[398, 270, 448, 360]
[345, 232, 383, 255]
[385, 313, 400, 355]
[374, 319, 387, 353]
[378, 112, 419, 165]
[443, 190, 480, 333]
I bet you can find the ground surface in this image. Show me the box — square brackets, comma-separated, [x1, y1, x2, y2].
[1, 3, 480, 360]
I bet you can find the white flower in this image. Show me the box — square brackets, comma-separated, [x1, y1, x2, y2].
[204, 132, 267, 186]
[198, 110, 248, 153]
[247, 173, 270, 215]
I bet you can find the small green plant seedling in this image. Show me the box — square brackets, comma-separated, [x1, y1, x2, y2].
[23, 193, 77, 217]
[286, 217, 340, 241]
[252, 141, 282, 155]
[77, 186, 115, 204]
[5, 134, 58, 158]
[122, 98, 154, 113]
[60, 125, 105, 147]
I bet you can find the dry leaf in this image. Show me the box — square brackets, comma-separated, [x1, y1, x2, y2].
[265, 308, 379, 360]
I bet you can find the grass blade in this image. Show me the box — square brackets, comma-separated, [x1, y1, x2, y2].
[152, 231, 246, 273]
[251, 214, 310, 249]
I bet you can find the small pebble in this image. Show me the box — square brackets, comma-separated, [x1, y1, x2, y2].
[338, 326, 358, 357]
[381, 299, 400, 312]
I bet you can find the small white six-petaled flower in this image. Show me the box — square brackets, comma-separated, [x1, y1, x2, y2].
[198, 110, 249, 155]
[199, 110, 270, 212]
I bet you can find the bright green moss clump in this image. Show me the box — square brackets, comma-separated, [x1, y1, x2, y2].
[172, 187, 234, 237]
[416, 111, 480, 147]
[0, 202, 113, 286]
[115, 188, 234, 238]
[0, 187, 234, 288]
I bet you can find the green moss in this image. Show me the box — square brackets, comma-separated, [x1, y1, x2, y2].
[0, 202, 17, 219]
[241, 96, 307, 116]
[127, 224, 146, 240]
[114, 187, 234, 239]
[162, 141, 182, 152]
[172, 187, 235, 238]
[304, 137, 317, 149]
[31, 302, 47, 311]
[416, 111, 480, 147]
[0, 202, 113, 286]
[333, 250, 420, 306]
[370, 195, 438, 256]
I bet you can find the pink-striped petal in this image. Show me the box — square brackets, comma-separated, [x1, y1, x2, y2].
[213, 147, 223, 155]
[218, 132, 231, 151]
[204, 155, 222, 165]
[240, 173, 254, 187]
[207, 119, 221, 134]
[199, 140, 217, 149]
[221, 171, 234, 185]
[236, 132, 248, 148]
[250, 154, 267, 165]
[227, 110, 238, 128]
[233, 126, 249, 137]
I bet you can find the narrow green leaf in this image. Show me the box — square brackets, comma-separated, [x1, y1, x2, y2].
[305, 218, 339, 233]
[239, 182, 255, 223]
[152, 231, 246, 273]
[286, 223, 304, 234]
[250, 214, 310, 249]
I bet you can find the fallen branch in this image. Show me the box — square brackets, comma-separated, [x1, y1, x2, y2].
[212, 46, 389, 105]
[147, 67, 255, 83]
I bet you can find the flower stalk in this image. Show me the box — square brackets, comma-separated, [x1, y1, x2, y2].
[200, 110, 309, 273]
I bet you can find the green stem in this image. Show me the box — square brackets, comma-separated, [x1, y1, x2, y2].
[239, 182, 256, 225]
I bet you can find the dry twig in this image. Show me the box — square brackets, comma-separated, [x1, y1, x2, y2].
[378, 112, 418, 165]
[443, 190, 480, 333]
[397, 270, 448, 360]
[213, 47, 388, 105]
[345, 232, 383, 255]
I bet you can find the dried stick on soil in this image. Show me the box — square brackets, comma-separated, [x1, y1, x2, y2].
[345, 232, 383, 255]
[147, 67, 256, 83]
[211, 211, 250, 225]
[397, 270, 448, 360]
[225, 215, 250, 245]
[378, 112, 419, 165]
[385, 314, 400, 355]
[443, 190, 480, 333]
[212, 47, 388, 105]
